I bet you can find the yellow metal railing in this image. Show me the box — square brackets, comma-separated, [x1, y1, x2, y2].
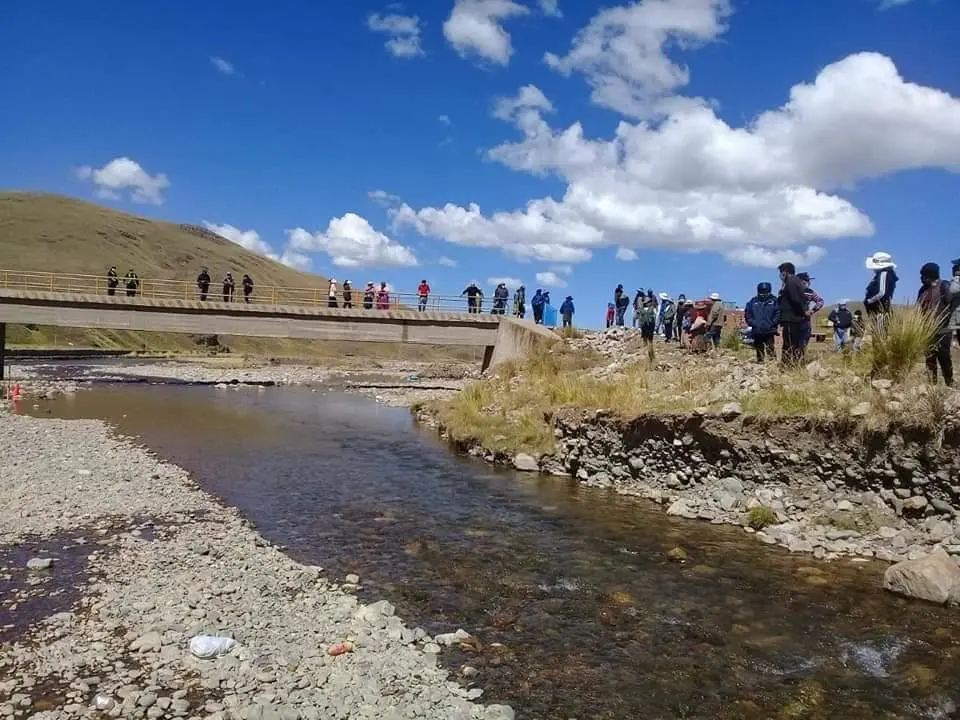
[0, 269, 508, 315]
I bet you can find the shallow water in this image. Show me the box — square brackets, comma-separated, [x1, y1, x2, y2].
[24, 385, 960, 719]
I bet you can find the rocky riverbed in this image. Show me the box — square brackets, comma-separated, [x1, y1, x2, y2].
[0, 412, 513, 720]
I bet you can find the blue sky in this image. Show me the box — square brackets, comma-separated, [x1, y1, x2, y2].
[2, 0, 959, 326]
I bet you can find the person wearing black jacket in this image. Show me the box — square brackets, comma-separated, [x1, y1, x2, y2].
[242, 274, 254, 303]
[124, 270, 139, 297]
[106, 266, 119, 296]
[196, 268, 211, 301]
[778, 262, 807, 367]
[828, 301, 854, 353]
[917, 262, 957, 387]
[864, 251, 898, 332]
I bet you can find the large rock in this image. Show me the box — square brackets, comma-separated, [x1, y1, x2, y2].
[512, 453, 540, 472]
[882, 548, 960, 604]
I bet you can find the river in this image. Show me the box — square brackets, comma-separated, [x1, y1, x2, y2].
[23, 382, 960, 719]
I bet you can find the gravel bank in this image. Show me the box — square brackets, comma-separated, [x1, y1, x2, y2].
[0, 412, 512, 720]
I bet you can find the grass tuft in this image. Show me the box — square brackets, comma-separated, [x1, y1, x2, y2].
[868, 305, 941, 382]
[748, 506, 778, 530]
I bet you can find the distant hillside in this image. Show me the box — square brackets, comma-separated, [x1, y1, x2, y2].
[0, 192, 478, 362]
[0, 192, 325, 287]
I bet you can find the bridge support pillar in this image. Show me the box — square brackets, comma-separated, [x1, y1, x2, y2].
[481, 345, 494, 373]
[0, 322, 6, 381]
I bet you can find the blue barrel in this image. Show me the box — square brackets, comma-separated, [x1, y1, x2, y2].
[543, 304, 558, 327]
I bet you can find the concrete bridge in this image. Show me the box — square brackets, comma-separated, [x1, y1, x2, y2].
[0, 289, 558, 379]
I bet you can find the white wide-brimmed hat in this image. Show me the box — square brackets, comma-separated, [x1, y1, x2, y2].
[709, 292, 722, 301]
[865, 252, 896, 271]
[659, 292, 671, 300]
[837, 298, 850, 306]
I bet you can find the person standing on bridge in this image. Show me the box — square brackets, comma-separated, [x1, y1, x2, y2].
[342, 280, 353, 308]
[242, 274, 254, 303]
[461, 282, 483, 314]
[513, 285, 526, 318]
[196, 267, 211, 301]
[327, 279, 338, 308]
[222, 272, 235, 302]
[363, 282, 375, 310]
[124, 269, 139, 297]
[106, 266, 119, 296]
[376, 281, 390, 310]
[417, 279, 431, 312]
[492, 283, 509, 315]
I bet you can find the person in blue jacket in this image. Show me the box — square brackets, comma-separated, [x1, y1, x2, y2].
[744, 282, 780, 363]
[559, 296, 575, 328]
[531, 289, 546, 324]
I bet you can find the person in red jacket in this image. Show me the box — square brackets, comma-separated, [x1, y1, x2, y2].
[417, 280, 430, 312]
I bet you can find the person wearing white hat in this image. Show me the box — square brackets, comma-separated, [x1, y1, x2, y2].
[659, 292, 677, 342]
[327, 278, 338, 308]
[864, 252, 899, 331]
[706, 292, 724, 348]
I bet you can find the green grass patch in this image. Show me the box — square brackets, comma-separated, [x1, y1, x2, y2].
[748, 506, 778, 530]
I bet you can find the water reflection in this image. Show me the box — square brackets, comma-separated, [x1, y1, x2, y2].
[27, 386, 960, 719]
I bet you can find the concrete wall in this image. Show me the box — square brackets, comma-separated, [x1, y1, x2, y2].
[486, 317, 559, 370]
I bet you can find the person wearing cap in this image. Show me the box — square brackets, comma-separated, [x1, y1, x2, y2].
[917, 262, 957, 387]
[613, 284, 629, 326]
[864, 252, 899, 331]
[659, 292, 677, 341]
[827, 301, 854, 353]
[777, 262, 808, 367]
[559, 295, 575, 329]
[327, 278, 338, 308]
[675, 294, 687, 341]
[342, 280, 353, 309]
[951, 259, 960, 348]
[745, 282, 780, 362]
[706, 292, 724, 348]
[363, 281, 376, 310]
[796, 272, 824, 349]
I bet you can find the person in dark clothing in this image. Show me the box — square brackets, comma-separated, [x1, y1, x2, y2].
[865, 252, 899, 333]
[492, 283, 509, 315]
[632, 290, 645, 328]
[951, 259, 960, 348]
[342, 280, 353, 309]
[222, 272, 235, 303]
[745, 282, 780, 363]
[462, 283, 483, 314]
[124, 270, 139, 297]
[363, 282, 376, 310]
[559, 296, 575, 329]
[242, 274, 254, 303]
[917, 262, 956, 387]
[614, 285, 629, 326]
[513, 285, 526, 318]
[827, 301, 854, 353]
[851, 310, 866, 352]
[660, 294, 676, 341]
[106, 266, 119, 296]
[531, 289, 546, 324]
[778, 263, 807, 367]
[196, 268, 211, 301]
[675, 294, 687, 340]
[638, 296, 657, 344]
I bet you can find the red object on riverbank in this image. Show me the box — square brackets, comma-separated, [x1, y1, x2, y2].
[328, 641, 354, 656]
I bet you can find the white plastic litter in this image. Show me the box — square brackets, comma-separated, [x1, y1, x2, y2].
[189, 635, 236, 658]
[93, 694, 115, 711]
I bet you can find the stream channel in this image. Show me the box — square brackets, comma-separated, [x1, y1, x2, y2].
[20, 373, 960, 720]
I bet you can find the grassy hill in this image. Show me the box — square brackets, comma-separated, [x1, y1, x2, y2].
[0, 192, 480, 362]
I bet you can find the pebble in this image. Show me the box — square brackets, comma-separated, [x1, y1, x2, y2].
[25, 557, 53, 570]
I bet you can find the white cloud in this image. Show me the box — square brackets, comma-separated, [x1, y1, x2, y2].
[75, 157, 170, 205]
[544, 0, 732, 118]
[439, 114, 452, 125]
[724, 245, 827, 269]
[286, 213, 418, 267]
[549, 264, 573, 275]
[393, 51, 960, 268]
[367, 12, 425, 58]
[203, 222, 278, 259]
[488, 276, 522, 288]
[210, 56, 238, 76]
[616, 247, 638, 261]
[438, 256, 458, 267]
[279, 250, 312, 271]
[443, 0, 529, 66]
[493, 84, 554, 122]
[369, 189, 402, 207]
[538, 0, 562, 18]
[536, 270, 567, 288]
